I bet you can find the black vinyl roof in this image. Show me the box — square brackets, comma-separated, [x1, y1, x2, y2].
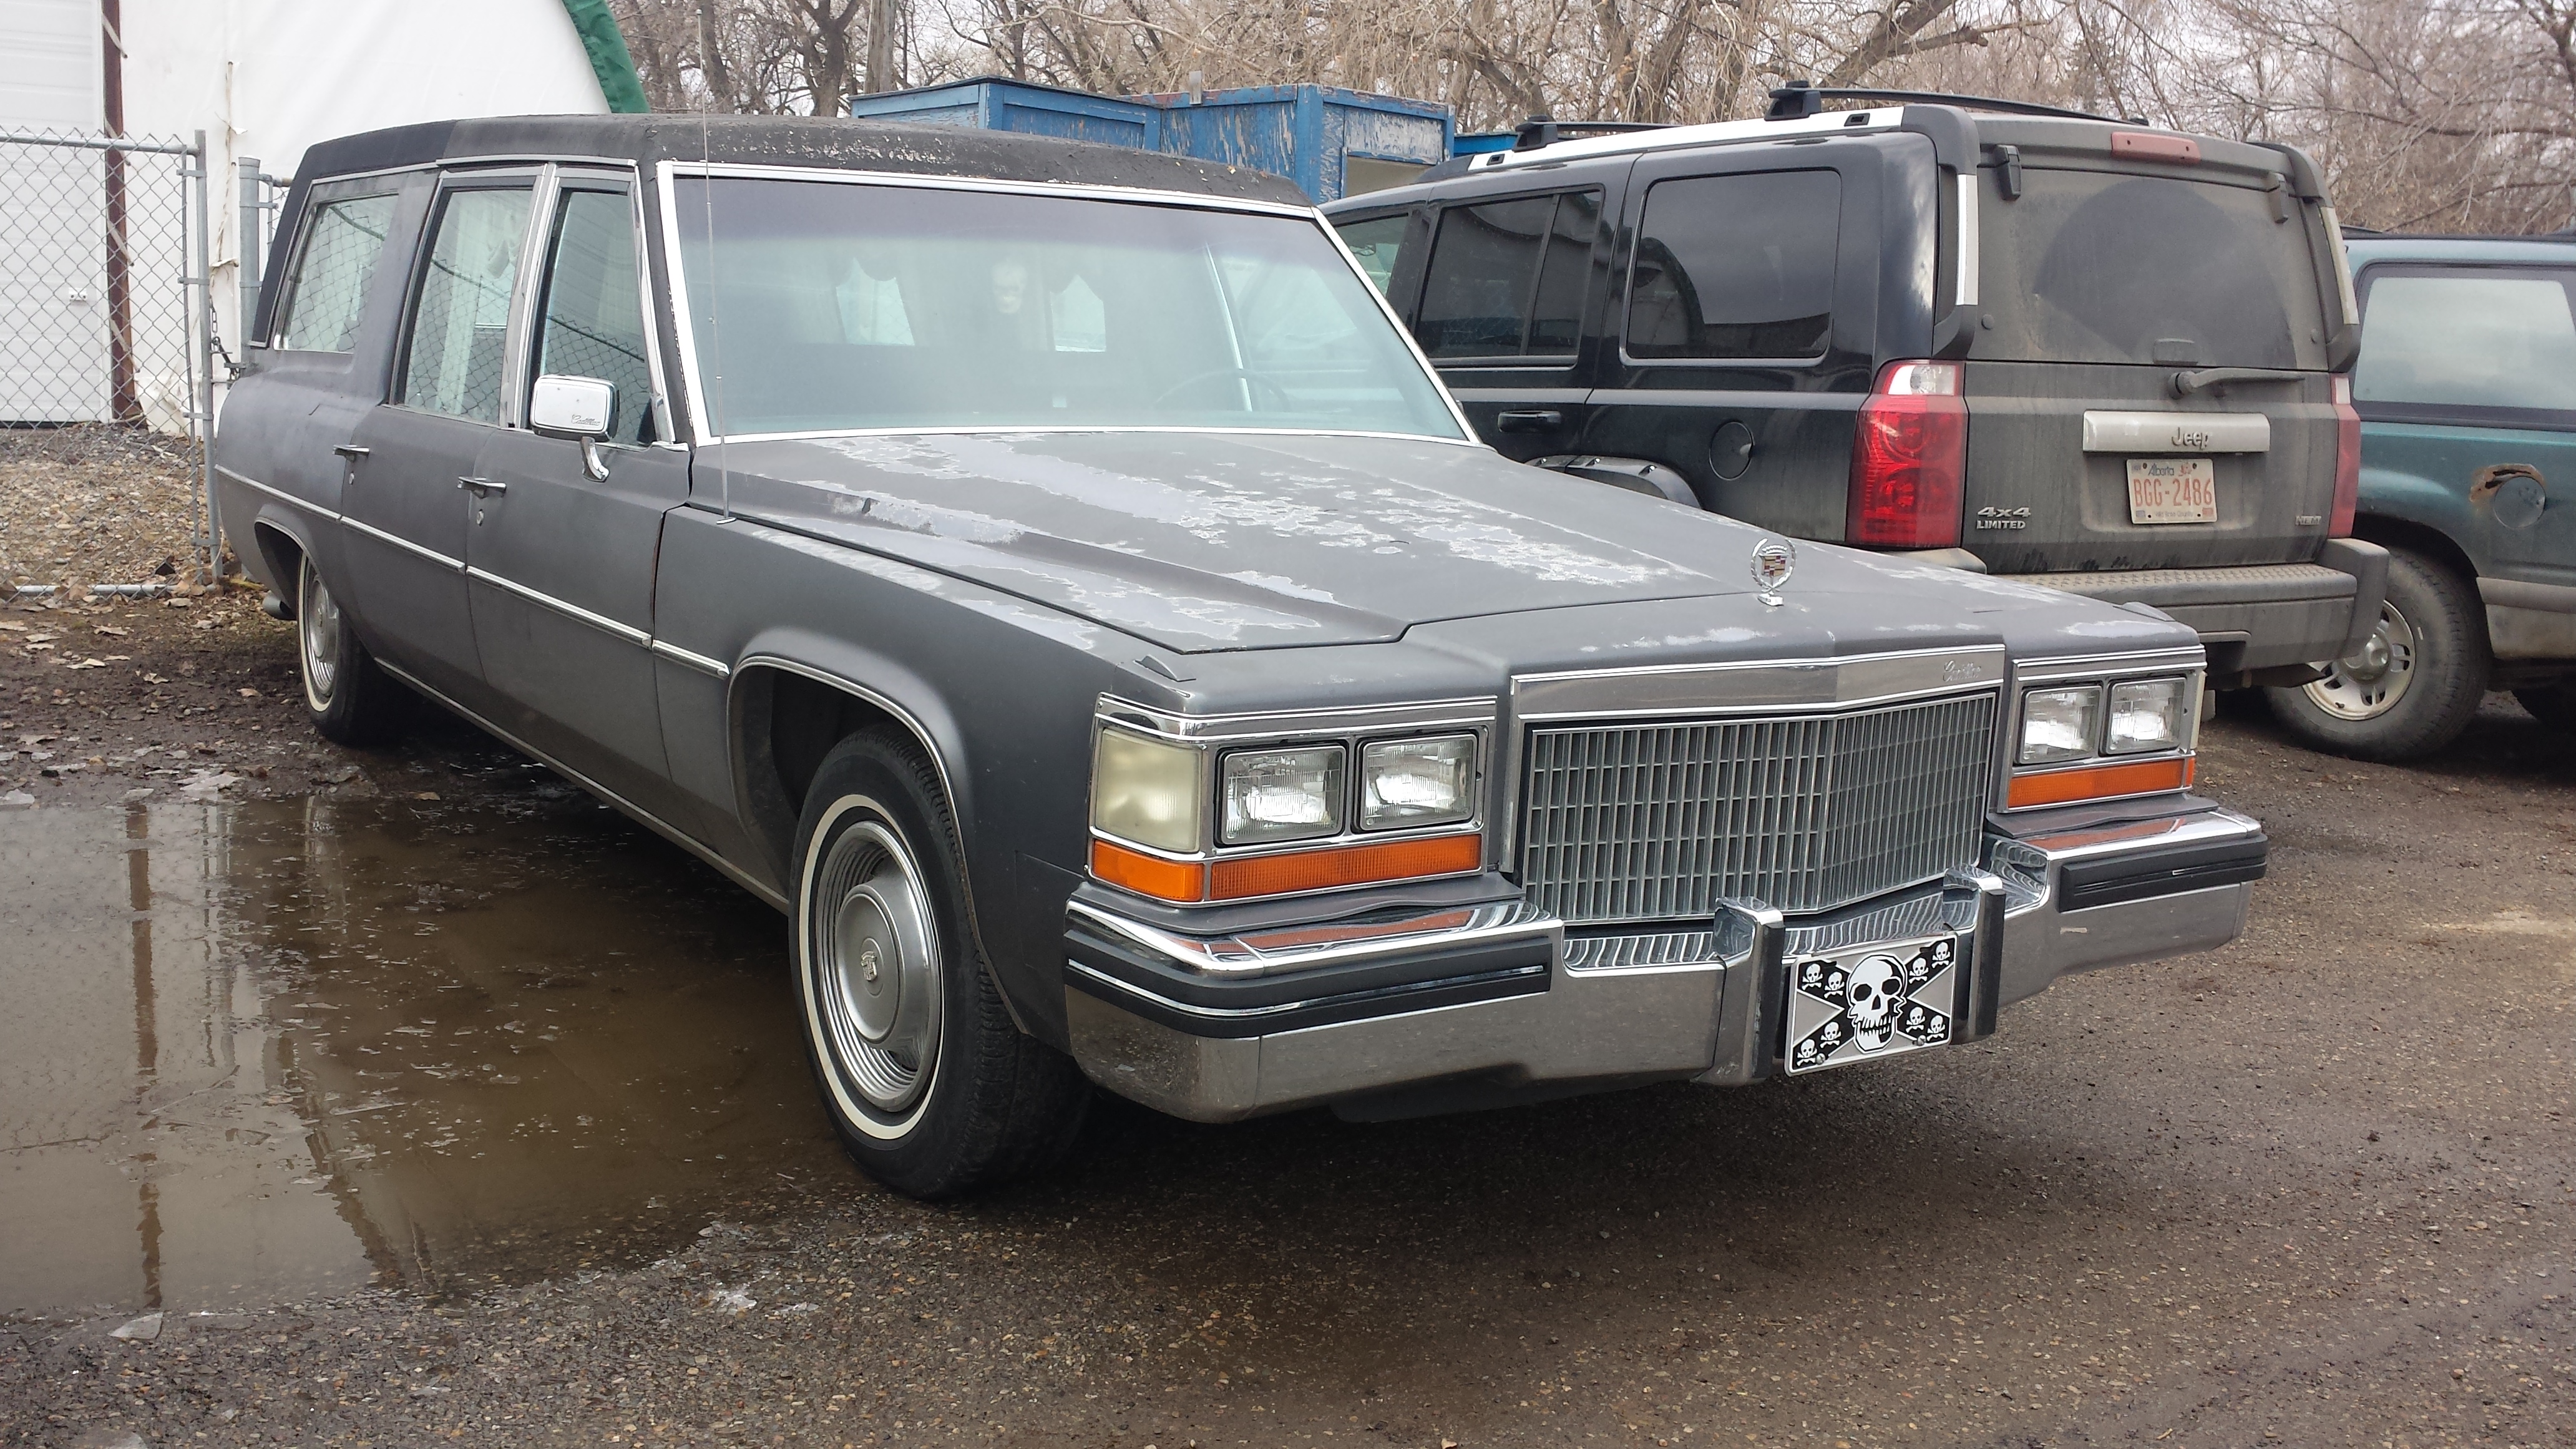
[295, 113, 1312, 208]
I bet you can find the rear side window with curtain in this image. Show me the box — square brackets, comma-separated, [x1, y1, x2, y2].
[1626, 170, 1839, 360]
[274, 194, 397, 353]
[1414, 189, 1601, 359]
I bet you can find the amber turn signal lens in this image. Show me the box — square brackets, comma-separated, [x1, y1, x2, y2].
[1090, 839, 1208, 902]
[1208, 832, 1483, 901]
[2008, 755, 2194, 809]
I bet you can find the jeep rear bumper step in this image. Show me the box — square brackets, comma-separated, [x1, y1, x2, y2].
[1996, 539, 2389, 681]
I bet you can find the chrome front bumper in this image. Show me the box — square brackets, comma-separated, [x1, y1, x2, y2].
[1063, 803, 2265, 1122]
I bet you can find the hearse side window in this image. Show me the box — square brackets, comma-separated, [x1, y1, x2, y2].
[2354, 268, 2576, 414]
[399, 185, 535, 424]
[533, 188, 655, 445]
[1333, 213, 1408, 294]
[1626, 170, 1838, 360]
[1415, 189, 1600, 359]
[273, 193, 396, 353]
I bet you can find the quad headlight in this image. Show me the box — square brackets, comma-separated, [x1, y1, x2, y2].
[2016, 685, 2102, 765]
[2007, 671, 2200, 808]
[2105, 678, 2188, 754]
[1221, 745, 1346, 845]
[1091, 713, 1485, 902]
[1359, 734, 1477, 832]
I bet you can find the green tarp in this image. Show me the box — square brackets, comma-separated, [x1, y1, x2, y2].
[561, 0, 649, 114]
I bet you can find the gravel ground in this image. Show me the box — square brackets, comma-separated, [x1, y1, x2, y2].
[2, 440, 2572, 1448]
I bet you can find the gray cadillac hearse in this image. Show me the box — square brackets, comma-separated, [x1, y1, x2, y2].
[215, 117, 2267, 1198]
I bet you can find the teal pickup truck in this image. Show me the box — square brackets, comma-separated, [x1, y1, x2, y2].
[2267, 233, 2576, 758]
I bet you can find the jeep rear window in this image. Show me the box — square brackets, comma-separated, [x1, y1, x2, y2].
[671, 177, 1463, 441]
[1976, 170, 2327, 370]
[2354, 270, 2576, 413]
[1624, 170, 1838, 361]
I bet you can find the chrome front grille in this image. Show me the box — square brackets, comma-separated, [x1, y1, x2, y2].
[1520, 692, 1996, 925]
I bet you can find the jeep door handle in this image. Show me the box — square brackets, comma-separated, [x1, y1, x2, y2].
[457, 476, 507, 497]
[1495, 409, 1564, 433]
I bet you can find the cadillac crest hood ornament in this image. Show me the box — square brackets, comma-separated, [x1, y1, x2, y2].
[1750, 537, 1796, 607]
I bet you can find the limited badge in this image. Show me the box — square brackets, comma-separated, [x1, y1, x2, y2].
[1750, 537, 1795, 607]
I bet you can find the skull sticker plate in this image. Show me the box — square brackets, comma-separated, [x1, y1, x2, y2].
[1782, 935, 1960, 1075]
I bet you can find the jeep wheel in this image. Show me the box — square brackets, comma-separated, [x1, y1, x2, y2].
[2514, 685, 2576, 734]
[791, 730, 1090, 1198]
[296, 553, 406, 746]
[2265, 546, 2488, 761]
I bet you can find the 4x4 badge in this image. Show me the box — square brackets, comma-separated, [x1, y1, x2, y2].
[1750, 537, 1796, 607]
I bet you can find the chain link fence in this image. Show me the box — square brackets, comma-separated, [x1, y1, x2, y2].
[1, 128, 220, 587]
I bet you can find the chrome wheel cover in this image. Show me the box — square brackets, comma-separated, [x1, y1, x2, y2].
[298, 557, 341, 713]
[2301, 599, 2416, 721]
[803, 806, 942, 1131]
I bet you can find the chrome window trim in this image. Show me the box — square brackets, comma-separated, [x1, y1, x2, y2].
[499, 163, 561, 430]
[654, 160, 1476, 448]
[700, 424, 1487, 448]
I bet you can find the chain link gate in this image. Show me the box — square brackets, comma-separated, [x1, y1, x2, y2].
[1, 127, 221, 585]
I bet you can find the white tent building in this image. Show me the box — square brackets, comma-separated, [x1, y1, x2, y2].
[2, 0, 619, 427]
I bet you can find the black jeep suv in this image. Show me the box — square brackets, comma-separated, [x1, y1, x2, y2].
[1326, 88, 2388, 690]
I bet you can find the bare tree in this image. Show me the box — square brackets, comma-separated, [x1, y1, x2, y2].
[618, 0, 2576, 231]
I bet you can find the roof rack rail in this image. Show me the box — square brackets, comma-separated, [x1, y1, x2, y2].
[1762, 80, 2139, 125]
[1514, 114, 1669, 152]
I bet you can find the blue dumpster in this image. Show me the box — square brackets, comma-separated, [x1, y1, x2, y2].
[847, 77, 1451, 202]
[846, 78, 1161, 150]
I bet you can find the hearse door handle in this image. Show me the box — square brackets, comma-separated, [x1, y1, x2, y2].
[457, 476, 507, 497]
[1496, 409, 1564, 433]
[333, 444, 370, 459]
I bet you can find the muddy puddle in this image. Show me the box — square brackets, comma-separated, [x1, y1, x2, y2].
[0, 786, 850, 1317]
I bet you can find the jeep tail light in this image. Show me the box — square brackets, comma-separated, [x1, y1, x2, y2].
[1847, 359, 1967, 549]
[2329, 374, 2360, 537]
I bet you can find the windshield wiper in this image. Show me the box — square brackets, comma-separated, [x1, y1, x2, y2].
[2171, 366, 2309, 397]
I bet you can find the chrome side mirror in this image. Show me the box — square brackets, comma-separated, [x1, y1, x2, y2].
[529, 374, 616, 479]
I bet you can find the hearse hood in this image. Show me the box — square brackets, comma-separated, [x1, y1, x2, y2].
[710, 431, 2124, 654]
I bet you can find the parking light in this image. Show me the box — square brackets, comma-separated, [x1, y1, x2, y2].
[2008, 756, 2193, 809]
[1092, 728, 1203, 854]
[1847, 359, 1967, 549]
[1208, 832, 1483, 900]
[1359, 735, 1476, 831]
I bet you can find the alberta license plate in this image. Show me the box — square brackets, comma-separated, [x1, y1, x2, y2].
[1782, 935, 1961, 1075]
[2126, 457, 2217, 524]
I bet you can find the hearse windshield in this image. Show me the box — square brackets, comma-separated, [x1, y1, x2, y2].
[670, 176, 1465, 441]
